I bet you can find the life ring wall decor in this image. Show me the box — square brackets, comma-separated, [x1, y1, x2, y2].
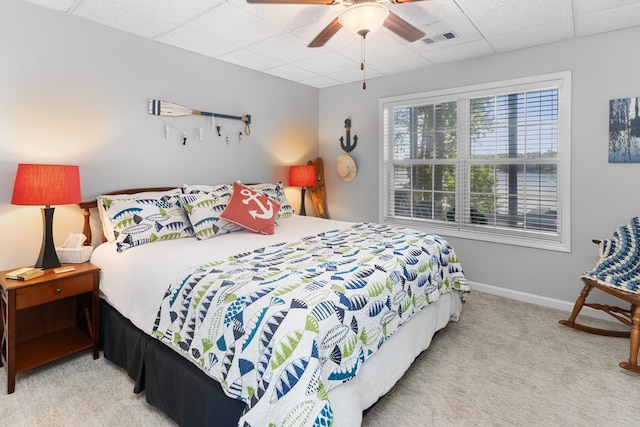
[338, 118, 357, 181]
[337, 153, 356, 182]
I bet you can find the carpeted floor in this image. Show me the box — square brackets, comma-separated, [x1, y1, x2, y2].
[1, 291, 637, 426]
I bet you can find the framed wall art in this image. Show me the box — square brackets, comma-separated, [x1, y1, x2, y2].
[609, 97, 640, 162]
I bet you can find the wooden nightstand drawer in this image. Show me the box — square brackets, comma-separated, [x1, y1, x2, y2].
[1, 262, 101, 394]
[15, 275, 94, 310]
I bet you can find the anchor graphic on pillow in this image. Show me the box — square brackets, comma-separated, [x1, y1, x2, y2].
[240, 188, 274, 219]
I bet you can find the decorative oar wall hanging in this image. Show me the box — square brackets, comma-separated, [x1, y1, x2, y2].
[148, 99, 252, 146]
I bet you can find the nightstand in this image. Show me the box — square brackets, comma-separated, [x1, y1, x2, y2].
[0, 262, 100, 394]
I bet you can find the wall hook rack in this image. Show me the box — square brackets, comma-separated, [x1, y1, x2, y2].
[148, 99, 251, 135]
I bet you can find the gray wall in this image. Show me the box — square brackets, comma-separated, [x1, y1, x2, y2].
[0, 0, 318, 269]
[3, 0, 640, 312]
[318, 25, 640, 309]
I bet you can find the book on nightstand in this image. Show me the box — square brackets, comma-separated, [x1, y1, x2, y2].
[4, 267, 44, 281]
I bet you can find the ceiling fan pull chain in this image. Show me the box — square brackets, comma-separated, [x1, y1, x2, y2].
[361, 36, 367, 90]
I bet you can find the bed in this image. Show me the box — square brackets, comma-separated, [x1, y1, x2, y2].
[80, 183, 469, 426]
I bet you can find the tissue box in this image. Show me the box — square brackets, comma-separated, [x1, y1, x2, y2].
[56, 246, 93, 264]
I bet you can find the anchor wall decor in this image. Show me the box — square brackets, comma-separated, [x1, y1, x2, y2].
[339, 118, 357, 153]
[337, 118, 358, 182]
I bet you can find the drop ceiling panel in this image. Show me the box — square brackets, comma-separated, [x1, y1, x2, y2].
[19, 0, 640, 88]
[245, 33, 319, 63]
[452, 0, 511, 13]
[464, 0, 574, 37]
[384, 3, 441, 29]
[232, 0, 336, 31]
[408, 0, 467, 21]
[368, 53, 432, 75]
[262, 64, 318, 81]
[487, 19, 575, 53]
[156, 26, 237, 58]
[184, 3, 281, 48]
[24, 0, 77, 10]
[218, 49, 285, 71]
[107, 0, 222, 25]
[575, 3, 640, 36]
[301, 74, 342, 88]
[423, 39, 495, 64]
[336, 38, 416, 72]
[326, 65, 383, 85]
[574, 0, 640, 16]
[73, 0, 176, 38]
[293, 52, 359, 75]
[407, 15, 483, 54]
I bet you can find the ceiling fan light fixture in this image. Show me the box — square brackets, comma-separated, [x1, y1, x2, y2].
[338, 2, 389, 38]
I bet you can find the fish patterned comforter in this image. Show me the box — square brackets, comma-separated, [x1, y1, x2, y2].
[152, 223, 468, 426]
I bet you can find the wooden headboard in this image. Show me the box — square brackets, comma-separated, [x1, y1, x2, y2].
[78, 187, 177, 245]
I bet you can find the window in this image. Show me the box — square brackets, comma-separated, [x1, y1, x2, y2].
[380, 72, 571, 251]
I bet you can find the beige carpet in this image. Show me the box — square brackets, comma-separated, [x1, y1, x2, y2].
[1, 291, 637, 426]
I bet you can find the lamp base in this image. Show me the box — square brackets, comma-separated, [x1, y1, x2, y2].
[299, 187, 307, 216]
[35, 206, 61, 270]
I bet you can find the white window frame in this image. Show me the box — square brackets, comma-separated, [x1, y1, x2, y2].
[379, 71, 571, 252]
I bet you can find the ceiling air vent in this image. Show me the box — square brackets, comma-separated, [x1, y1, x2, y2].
[423, 31, 457, 45]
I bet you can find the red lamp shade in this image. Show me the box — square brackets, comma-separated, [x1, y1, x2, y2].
[289, 165, 318, 188]
[12, 164, 81, 206]
[289, 164, 317, 217]
[11, 164, 82, 270]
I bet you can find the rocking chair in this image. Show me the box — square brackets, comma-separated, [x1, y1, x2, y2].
[559, 217, 640, 373]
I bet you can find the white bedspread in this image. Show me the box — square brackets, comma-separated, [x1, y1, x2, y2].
[91, 215, 465, 426]
[92, 216, 351, 334]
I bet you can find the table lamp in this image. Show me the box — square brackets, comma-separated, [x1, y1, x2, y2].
[289, 164, 318, 216]
[11, 164, 82, 269]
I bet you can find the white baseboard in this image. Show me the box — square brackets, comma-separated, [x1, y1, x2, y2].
[469, 281, 614, 323]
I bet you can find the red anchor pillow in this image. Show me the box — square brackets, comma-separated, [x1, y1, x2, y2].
[221, 182, 281, 235]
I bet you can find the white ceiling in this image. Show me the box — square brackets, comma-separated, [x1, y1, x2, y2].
[21, 0, 640, 88]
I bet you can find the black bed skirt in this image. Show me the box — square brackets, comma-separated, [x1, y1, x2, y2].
[99, 299, 246, 426]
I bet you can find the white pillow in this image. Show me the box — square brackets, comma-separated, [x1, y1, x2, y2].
[179, 185, 244, 240]
[101, 194, 194, 252]
[182, 183, 228, 194]
[182, 182, 294, 220]
[97, 188, 182, 242]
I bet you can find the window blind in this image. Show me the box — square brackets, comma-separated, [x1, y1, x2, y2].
[380, 72, 571, 251]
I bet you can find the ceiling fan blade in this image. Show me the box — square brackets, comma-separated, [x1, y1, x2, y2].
[247, 0, 335, 4]
[308, 17, 342, 47]
[383, 10, 425, 42]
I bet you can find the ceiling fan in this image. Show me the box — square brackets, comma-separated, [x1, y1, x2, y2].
[247, 0, 427, 48]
